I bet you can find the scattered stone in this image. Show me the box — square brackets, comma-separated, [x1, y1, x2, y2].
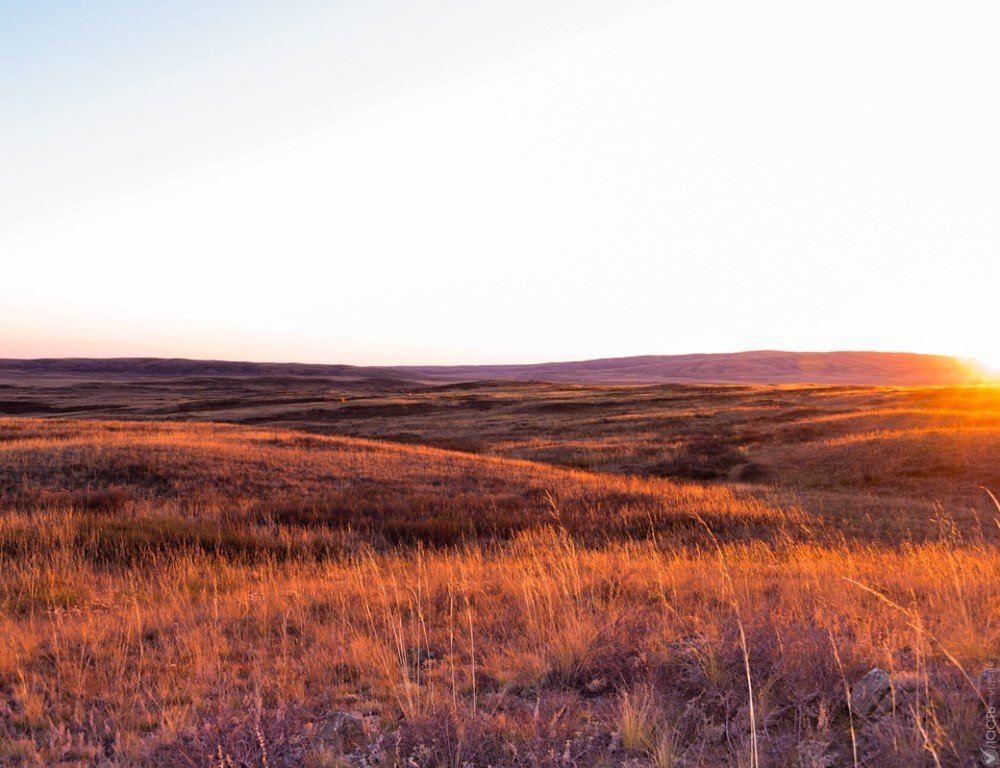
[405, 648, 438, 669]
[795, 739, 837, 768]
[474, 672, 503, 693]
[608, 730, 622, 754]
[850, 668, 891, 717]
[582, 675, 612, 697]
[666, 635, 703, 654]
[316, 710, 367, 751]
[851, 668, 926, 718]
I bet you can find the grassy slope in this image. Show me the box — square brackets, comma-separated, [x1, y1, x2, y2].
[0, 418, 798, 546]
[1, 417, 998, 766]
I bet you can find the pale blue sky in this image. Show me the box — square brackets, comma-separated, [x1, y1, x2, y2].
[3, 1, 999, 366]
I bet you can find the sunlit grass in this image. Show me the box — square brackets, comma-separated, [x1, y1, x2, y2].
[0, 417, 997, 766]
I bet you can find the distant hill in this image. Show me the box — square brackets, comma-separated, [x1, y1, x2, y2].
[0, 351, 987, 386]
[0, 357, 423, 388]
[399, 351, 987, 386]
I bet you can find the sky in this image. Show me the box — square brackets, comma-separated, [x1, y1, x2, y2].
[2, 0, 999, 367]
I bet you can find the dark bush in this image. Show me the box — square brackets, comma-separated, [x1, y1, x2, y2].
[738, 462, 770, 482]
[654, 438, 744, 481]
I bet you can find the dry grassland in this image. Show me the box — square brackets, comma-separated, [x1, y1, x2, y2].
[1, 385, 998, 767]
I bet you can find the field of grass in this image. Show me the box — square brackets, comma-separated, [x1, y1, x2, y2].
[1, 382, 999, 766]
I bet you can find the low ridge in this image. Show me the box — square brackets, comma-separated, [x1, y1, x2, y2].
[0, 350, 984, 386]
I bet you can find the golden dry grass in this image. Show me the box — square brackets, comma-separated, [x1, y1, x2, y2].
[0, 418, 802, 549]
[0, 412, 998, 766]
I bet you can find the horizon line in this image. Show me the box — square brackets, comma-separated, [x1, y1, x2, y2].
[0, 348, 987, 370]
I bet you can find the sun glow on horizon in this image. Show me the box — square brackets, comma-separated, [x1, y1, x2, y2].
[971, 354, 1000, 378]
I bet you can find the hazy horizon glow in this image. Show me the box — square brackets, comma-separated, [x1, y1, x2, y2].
[3, 0, 999, 367]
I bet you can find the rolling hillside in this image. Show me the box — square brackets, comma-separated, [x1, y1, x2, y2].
[400, 350, 985, 385]
[0, 349, 986, 386]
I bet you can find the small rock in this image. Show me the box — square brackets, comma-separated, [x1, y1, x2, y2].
[666, 635, 702, 654]
[582, 676, 612, 697]
[316, 710, 367, 751]
[851, 668, 924, 717]
[405, 648, 437, 668]
[850, 668, 891, 717]
[796, 739, 836, 768]
[474, 672, 503, 693]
